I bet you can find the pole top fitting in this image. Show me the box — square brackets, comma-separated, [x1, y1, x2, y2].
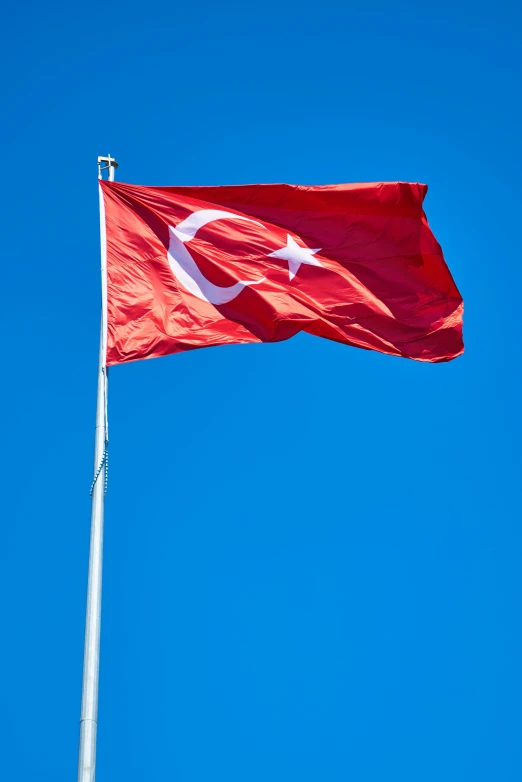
[97, 155, 119, 168]
[98, 154, 119, 180]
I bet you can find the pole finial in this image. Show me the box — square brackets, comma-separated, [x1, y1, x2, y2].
[97, 155, 119, 181]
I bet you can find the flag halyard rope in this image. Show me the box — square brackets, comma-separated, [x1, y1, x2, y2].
[89, 442, 108, 496]
[89, 367, 109, 497]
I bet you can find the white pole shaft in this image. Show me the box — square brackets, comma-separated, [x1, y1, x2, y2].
[77, 159, 114, 782]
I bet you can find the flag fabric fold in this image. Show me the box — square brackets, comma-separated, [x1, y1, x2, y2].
[101, 180, 463, 365]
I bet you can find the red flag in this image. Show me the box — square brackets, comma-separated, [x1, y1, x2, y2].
[100, 181, 463, 366]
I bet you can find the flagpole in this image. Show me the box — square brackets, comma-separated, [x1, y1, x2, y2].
[77, 155, 117, 782]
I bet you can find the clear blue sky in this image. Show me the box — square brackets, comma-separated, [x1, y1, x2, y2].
[1, 2, 521, 780]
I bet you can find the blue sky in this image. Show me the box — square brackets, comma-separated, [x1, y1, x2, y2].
[1, 1, 521, 780]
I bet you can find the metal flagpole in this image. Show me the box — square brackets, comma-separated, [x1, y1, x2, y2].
[77, 155, 118, 782]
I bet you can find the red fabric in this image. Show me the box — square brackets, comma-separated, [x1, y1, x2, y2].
[101, 180, 463, 366]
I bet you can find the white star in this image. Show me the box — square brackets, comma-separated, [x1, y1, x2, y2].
[268, 234, 322, 280]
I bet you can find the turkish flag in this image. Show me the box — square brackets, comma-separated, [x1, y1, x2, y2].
[100, 181, 463, 366]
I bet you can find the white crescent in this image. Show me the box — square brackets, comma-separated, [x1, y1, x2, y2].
[167, 209, 266, 305]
